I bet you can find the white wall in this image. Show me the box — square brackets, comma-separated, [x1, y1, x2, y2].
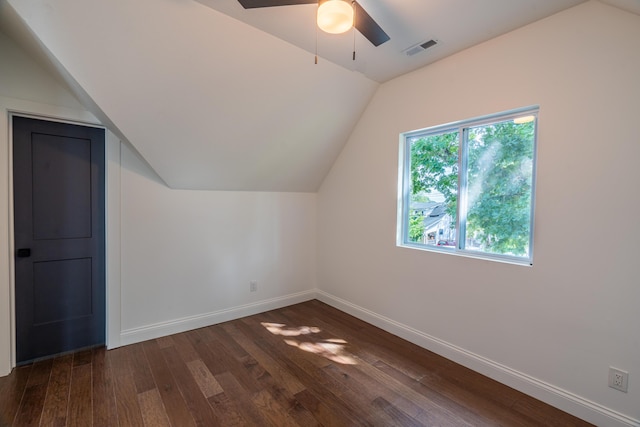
[117, 143, 317, 344]
[0, 28, 318, 373]
[317, 2, 640, 426]
[0, 31, 85, 110]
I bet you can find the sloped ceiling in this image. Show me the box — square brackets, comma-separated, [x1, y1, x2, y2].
[600, 0, 640, 15]
[3, 0, 637, 192]
[198, 0, 589, 83]
[3, 0, 378, 192]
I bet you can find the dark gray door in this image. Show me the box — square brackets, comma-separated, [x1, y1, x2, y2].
[13, 116, 105, 364]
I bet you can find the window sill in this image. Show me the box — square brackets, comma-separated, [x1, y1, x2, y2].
[397, 242, 533, 267]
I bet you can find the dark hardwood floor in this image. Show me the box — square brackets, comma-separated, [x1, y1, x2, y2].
[0, 300, 593, 426]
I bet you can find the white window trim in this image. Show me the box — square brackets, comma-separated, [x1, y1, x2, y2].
[397, 106, 539, 266]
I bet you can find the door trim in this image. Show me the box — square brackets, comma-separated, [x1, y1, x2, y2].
[5, 110, 120, 370]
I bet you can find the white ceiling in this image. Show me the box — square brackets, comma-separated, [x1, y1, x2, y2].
[2, 0, 638, 191]
[2, 0, 378, 191]
[198, 0, 591, 82]
[600, 0, 640, 15]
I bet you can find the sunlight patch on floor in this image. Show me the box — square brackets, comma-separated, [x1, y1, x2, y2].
[261, 322, 357, 365]
[261, 322, 320, 336]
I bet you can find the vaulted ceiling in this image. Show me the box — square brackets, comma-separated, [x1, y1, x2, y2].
[2, 0, 638, 191]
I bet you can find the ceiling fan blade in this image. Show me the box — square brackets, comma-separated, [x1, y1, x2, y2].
[353, 1, 389, 47]
[237, 0, 390, 47]
[238, 0, 316, 8]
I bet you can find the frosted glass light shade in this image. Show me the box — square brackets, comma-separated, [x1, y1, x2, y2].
[317, 0, 354, 34]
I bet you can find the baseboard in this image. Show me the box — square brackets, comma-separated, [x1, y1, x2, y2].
[119, 290, 316, 347]
[315, 290, 640, 427]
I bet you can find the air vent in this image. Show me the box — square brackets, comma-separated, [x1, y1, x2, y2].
[404, 39, 438, 56]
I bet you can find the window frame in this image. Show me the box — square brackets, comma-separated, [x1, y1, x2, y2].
[397, 106, 539, 266]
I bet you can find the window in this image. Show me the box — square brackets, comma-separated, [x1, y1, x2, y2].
[398, 107, 538, 265]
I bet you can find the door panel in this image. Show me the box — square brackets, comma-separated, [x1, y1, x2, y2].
[13, 116, 105, 364]
[32, 133, 92, 240]
[33, 258, 93, 325]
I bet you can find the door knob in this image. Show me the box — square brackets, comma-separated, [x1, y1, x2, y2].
[16, 248, 31, 258]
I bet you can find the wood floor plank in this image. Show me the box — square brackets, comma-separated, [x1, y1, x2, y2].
[511, 394, 594, 427]
[373, 359, 497, 427]
[192, 327, 264, 395]
[286, 300, 455, 384]
[0, 364, 32, 426]
[319, 362, 418, 426]
[12, 383, 48, 426]
[0, 300, 595, 427]
[297, 302, 525, 425]
[207, 324, 250, 361]
[142, 339, 197, 427]
[328, 318, 528, 425]
[185, 328, 230, 377]
[72, 350, 93, 367]
[12, 359, 53, 426]
[287, 301, 448, 374]
[207, 320, 308, 423]
[222, 323, 320, 427]
[207, 391, 250, 426]
[91, 347, 118, 427]
[222, 322, 307, 395]
[323, 357, 469, 426]
[67, 363, 92, 427]
[235, 318, 373, 425]
[286, 302, 520, 424]
[129, 342, 156, 394]
[210, 371, 272, 426]
[39, 354, 72, 427]
[294, 388, 366, 427]
[137, 388, 171, 427]
[372, 396, 427, 427]
[109, 346, 145, 427]
[251, 389, 302, 427]
[244, 312, 333, 370]
[160, 346, 221, 426]
[417, 362, 538, 426]
[240, 352, 322, 427]
[155, 335, 175, 350]
[24, 359, 53, 387]
[168, 332, 200, 363]
[186, 359, 223, 398]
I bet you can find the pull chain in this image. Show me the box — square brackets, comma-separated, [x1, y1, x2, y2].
[352, 0, 356, 61]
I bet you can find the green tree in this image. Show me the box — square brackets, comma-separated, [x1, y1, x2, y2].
[465, 121, 534, 255]
[409, 120, 534, 256]
[408, 214, 425, 242]
[410, 132, 458, 219]
[407, 191, 431, 242]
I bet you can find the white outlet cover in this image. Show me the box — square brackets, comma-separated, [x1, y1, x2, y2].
[608, 367, 629, 393]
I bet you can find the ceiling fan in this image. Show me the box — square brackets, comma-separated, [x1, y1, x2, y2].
[237, 0, 390, 47]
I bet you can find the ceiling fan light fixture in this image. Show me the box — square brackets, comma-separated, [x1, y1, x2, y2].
[317, 0, 354, 35]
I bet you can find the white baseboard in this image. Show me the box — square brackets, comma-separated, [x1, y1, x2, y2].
[315, 290, 639, 427]
[119, 290, 316, 347]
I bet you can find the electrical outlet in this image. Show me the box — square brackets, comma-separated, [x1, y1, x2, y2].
[249, 280, 258, 292]
[608, 367, 629, 393]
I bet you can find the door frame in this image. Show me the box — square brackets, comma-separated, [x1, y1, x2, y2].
[4, 108, 121, 372]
